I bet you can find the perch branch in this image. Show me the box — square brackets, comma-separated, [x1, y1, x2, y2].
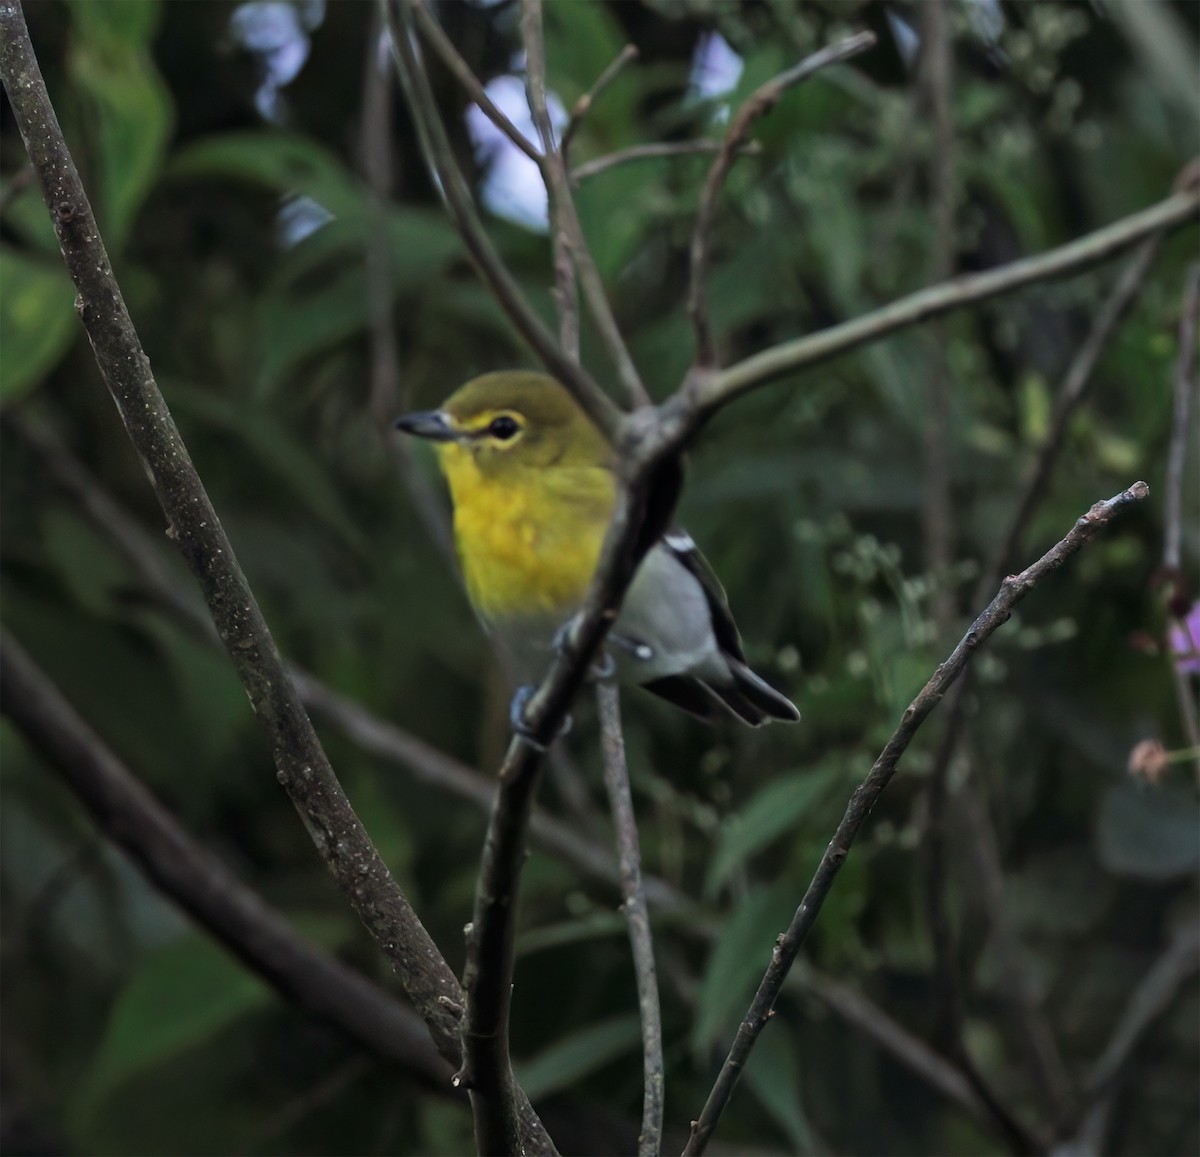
[687, 31, 878, 366]
[0, 630, 452, 1089]
[597, 684, 664, 1157]
[682, 481, 1151, 1156]
[0, 0, 478, 1079]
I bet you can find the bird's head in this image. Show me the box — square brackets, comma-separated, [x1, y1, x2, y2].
[395, 371, 612, 475]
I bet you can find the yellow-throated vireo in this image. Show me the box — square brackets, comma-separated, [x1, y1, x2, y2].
[396, 372, 799, 727]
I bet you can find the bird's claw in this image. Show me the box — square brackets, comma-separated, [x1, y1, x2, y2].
[553, 614, 621, 681]
[551, 615, 580, 659]
[509, 685, 572, 752]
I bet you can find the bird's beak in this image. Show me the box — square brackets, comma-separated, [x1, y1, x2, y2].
[394, 410, 459, 442]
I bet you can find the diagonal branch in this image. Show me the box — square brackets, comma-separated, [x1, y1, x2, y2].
[687, 31, 878, 367]
[682, 481, 1151, 1156]
[0, 0, 471, 1072]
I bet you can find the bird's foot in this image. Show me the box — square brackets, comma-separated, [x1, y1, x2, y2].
[551, 614, 617, 680]
[551, 615, 581, 659]
[509, 685, 572, 752]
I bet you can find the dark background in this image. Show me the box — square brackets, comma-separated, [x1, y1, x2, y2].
[1, 1, 1197, 1154]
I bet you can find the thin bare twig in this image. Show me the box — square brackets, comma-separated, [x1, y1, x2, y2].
[572, 140, 761, 183]
[0, 0, 474, 1076]
[383, 0, 622, 442]
[597, 684, 663, 1157]
[560, 43, 639, 163]
[0, 630, 453, 1089]
[687, 31, 878, 367]
[693, 188, 1200, 412]
[411, 0, 542, 164]
[683, 481, 1151, 1156]
[520, 0, 649, 408]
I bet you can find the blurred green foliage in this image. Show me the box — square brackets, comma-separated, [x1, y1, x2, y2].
[1, 1, 1197, 1154]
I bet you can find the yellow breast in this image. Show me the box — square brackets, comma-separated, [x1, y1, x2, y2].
[438, 443, 616, 622]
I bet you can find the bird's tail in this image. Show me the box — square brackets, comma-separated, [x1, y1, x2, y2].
[642, 661, 800, 726]
[720, 659, 801, 725]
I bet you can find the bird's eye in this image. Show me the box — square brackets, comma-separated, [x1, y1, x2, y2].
[488, 415, 520, 441]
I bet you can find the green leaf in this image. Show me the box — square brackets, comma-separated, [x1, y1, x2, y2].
[0, 249, 77, 403]
[67, 0, 171, 245]
[744, 1026, 817, 1154]
[40, 507, 132, 618]
[256, 262, 375, 390]
[169, 132, 368, 216]
[693, 883, 795, 1055]
[73, 933, 275, 1121]
[517, 911, 628, 957]
[165, 381, 367, 555]
[67, 0, 160, 46]
[513, 1015, 643, 1101]
[706, 767, 838, 897]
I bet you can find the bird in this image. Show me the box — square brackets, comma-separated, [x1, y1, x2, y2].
[395, 371, 800, 727]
